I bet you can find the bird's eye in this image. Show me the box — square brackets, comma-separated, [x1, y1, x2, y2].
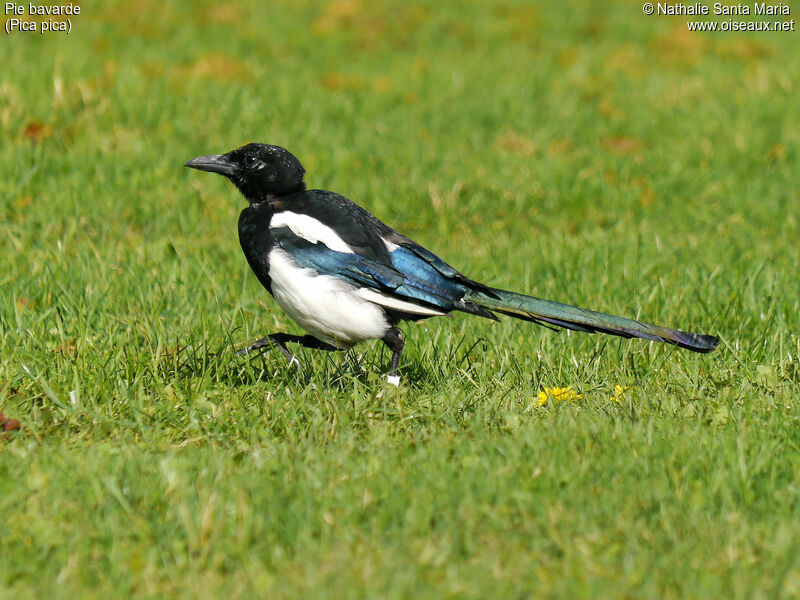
[246, 155, 262, 169]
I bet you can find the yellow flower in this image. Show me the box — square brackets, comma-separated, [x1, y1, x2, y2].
[611, 384, 629, 403]
[536, 386, 582, 406]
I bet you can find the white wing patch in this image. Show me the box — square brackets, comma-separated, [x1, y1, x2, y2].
[382, 237, 400, 252]
[356, 288, 446, 316]
[271, 211, 353, 253]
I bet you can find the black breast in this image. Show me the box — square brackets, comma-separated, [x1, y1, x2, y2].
[238, 203, 275, 294]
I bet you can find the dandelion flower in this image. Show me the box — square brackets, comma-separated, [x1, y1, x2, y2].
[611, 384, 629, 403]
[536, 386, 582, 406]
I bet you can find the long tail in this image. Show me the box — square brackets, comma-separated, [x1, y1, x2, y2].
[464, 287, 719, 353]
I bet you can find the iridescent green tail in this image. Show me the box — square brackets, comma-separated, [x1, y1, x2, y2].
[465, 287, 719, 353]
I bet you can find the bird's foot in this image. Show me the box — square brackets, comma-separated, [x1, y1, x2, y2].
[236, 335, 301, 368]
[381, 328, 404, 387]
[236, 338, 273, 356]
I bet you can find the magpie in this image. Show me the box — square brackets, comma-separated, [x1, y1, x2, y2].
[186, 143, 719, 384]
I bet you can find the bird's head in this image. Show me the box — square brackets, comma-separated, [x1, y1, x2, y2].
[185, 143, 306, 203]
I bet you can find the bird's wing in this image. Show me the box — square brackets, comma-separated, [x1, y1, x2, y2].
[269, 190, 497, 319]
[383, 233, 494, 292]
[271, 225, 474, 317]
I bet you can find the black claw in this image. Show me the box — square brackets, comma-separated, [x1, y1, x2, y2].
[237, 333, 341, 367]
[237, 336, 282, 357]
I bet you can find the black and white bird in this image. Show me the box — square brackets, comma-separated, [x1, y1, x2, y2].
[186, 143, 719, 384]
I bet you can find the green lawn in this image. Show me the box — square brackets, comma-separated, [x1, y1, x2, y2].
[2, 0, 800, 597]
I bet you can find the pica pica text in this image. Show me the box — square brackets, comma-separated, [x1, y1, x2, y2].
[186, 143, 719, 384]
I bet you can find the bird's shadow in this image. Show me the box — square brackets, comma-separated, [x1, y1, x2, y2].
[158, 341, 399, 391]
[156, 334, 487, 391]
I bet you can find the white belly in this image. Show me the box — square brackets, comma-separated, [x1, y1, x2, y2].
[268, 248, 389, 348]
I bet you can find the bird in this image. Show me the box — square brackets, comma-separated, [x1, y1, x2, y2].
[185, 143, 719, 384]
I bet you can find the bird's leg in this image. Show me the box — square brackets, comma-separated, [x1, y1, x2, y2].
[237, 333, 338, 369]
[381, 327, 405, 386]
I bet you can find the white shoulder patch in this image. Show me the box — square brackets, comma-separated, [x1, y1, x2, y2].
[271, 211, 353, 254]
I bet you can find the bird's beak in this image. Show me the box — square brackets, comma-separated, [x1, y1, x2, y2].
[184, 154, 237, 176]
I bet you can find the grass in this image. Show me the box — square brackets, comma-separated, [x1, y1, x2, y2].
[2, 0, 800, 597]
